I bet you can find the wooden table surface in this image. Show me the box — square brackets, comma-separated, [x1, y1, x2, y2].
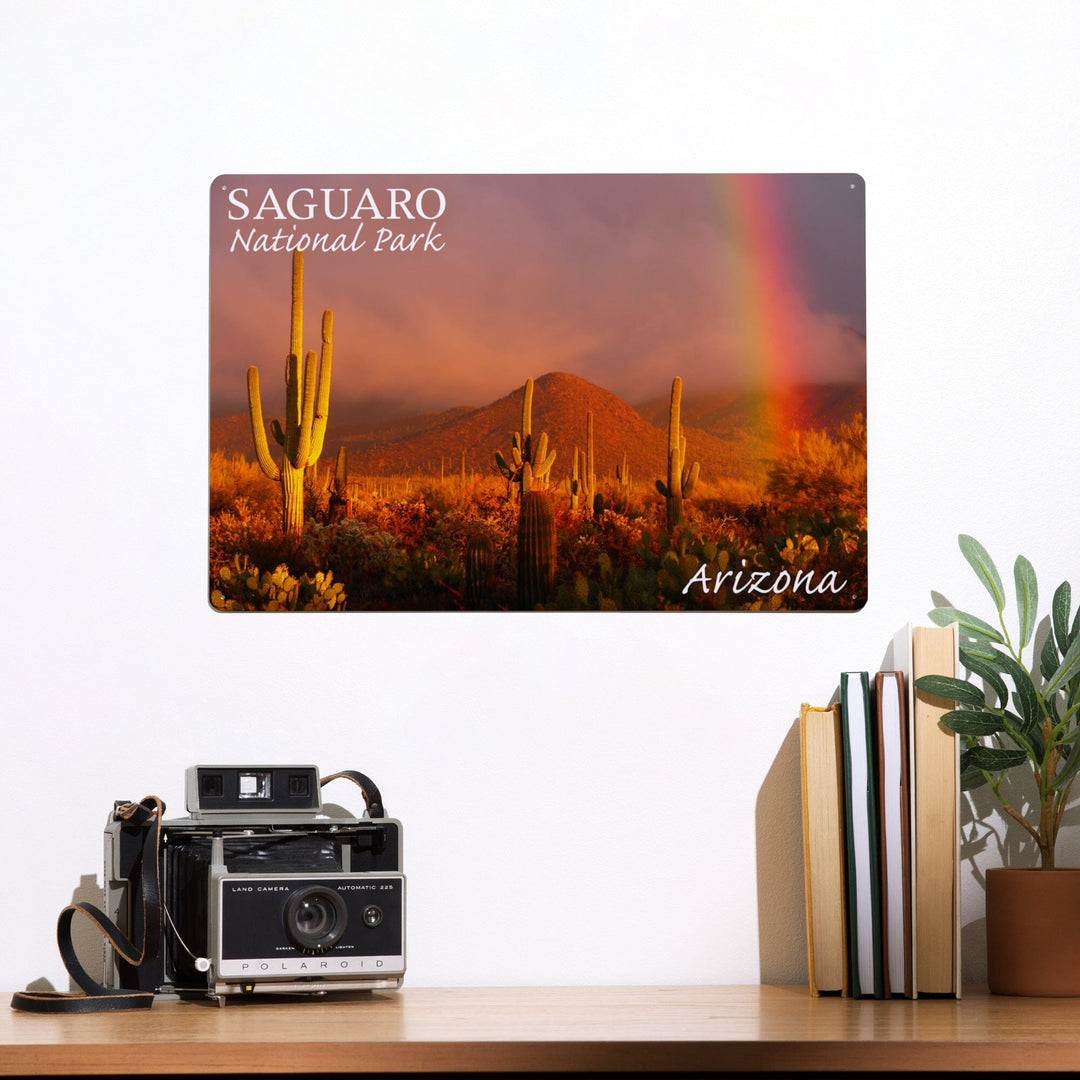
[4, 983, 1080, 1075]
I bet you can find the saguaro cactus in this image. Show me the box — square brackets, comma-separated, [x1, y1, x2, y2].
[495, 377, 556, 497]
[326, 445, 348, 522]
[517, 479, 556, 610]
[582, 410, 599, 517]
[560, 445, 582, 509]
[611, 451, 632, 514]
[247, 251, 334, 541]
[334, 445, 348, 491]
[655, 376, 699, 530]
[464, 531, 495, 610]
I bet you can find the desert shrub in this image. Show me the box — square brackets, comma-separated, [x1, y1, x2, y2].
[415, 477, 476, 515]
[690, 475, 769, 520]
[208, 442, 867, 611]
[304, 464, 332, 523]
[765, 413, 866, 514]
[208, 497, 297, 580]
[301, 519, 409, 609]
[209, 451, 277, 515]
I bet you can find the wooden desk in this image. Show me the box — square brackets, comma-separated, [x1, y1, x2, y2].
[3, 983, 1080, 1075]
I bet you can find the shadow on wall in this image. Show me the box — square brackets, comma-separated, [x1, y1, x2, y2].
[750, 708, 1031, 987]
[755, 718, 808, 984]
[20, 873, 102, 993]
[68, 874, 106, 989]
[754, 666, 1080, 987]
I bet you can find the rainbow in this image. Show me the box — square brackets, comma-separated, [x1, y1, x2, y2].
[710, 173, 806, 446]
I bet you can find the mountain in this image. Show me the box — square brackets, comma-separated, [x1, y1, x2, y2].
[334, 372, 767, 485]
[210, 407, 475, 461]
[210, 373, 866, 487]
[211, 413, 261, 459]
[633, 381, 866, 438]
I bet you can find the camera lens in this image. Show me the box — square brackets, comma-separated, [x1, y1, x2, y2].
[297, 898, 334, 936]
[283, 886, 348, 954]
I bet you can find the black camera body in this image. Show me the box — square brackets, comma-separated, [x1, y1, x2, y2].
[103, 766, 404, 1001]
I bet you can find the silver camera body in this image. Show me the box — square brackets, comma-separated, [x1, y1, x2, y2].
[103, 766, 404, 1001]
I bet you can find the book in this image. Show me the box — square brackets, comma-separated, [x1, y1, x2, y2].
[897, 622, 961, 997]
[839, 671, 883, 998]
[890, 623, 919, 997]
[799, 702, 848, 996]
[874, 670, 912, 997]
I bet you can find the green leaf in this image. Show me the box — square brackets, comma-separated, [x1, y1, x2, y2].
[959, 534, 1006, 613]
[914, 674, 987, 708]
[1053, 581, 1072, 653]
[1052, 744, 1080, 793]
[1014, 555, 1038, 650]
[1041, 632, 1060, 683]
[962, 642, 1029, 690]
[929, 606, 1004, 643]
[961, 745, 1028, 772]
[1004, 707, 1043, 750]
[961, 768, 990, 791]
[994, 651, 1041, 728]
[1046, 631, 1080, 698]
[941, 710, 1004, 736]
[962, 638, 1008, 662]
[959, 648, 1009, 709]
[995, 714, 1038, 757]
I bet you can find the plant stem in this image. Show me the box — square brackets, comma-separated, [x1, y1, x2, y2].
[996, 793, 1044, 849]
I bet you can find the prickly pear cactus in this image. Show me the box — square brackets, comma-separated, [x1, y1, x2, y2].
[516, 490, 556, 609]
[211, 555, 346, 611]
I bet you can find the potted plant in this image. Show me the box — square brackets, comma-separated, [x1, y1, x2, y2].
[916, 534, 1080, 994]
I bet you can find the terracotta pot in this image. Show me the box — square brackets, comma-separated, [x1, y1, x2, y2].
[986, 867, 1080, 996]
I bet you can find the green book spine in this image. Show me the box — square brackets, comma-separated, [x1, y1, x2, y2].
[840, 670, 884, 998]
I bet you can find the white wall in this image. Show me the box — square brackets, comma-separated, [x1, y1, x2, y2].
[2, 1, 1078, 992]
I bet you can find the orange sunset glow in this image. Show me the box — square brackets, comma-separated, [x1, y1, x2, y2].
[209, 174, 866, 613]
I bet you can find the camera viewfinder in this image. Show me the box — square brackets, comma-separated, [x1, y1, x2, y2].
[200, 773, 224, 799]
[238, 771, 272, 799]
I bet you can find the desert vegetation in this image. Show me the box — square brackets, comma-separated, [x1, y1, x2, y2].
[211, 249, 863, 611]
[209, 375, 866, 612]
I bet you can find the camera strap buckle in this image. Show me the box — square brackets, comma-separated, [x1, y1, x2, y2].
[10, 795, 165, 1014]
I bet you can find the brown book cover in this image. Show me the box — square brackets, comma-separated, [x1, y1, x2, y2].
[874, 670, 912, 998]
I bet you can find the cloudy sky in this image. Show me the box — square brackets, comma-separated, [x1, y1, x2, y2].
[209, 174, 865, 419]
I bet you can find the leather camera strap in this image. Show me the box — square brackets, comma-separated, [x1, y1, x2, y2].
[10, 796, 164, 1014]
[320, 770, 386, 818]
